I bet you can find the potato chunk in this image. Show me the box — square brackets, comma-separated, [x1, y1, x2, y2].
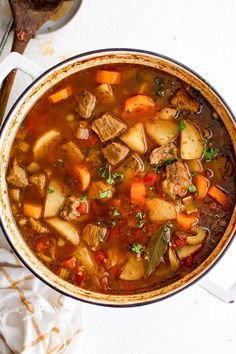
[120, 122, 147, 154]
[147, 198, 177, 221]
[120, 255, 144, 280]
[180, 121, 203, 160]
[145, 119, 178, 146]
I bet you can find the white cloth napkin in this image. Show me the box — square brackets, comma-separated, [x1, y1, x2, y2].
[0, 246, 82, 354]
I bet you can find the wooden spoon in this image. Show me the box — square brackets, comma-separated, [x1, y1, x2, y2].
[0, 0, 64, 123]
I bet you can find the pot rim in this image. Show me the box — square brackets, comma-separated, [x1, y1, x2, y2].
[0, 48, 235, 307]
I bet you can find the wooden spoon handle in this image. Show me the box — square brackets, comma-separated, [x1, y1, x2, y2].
[0, 35, 30, 124]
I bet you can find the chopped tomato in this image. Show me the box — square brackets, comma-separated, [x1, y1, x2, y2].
[132, 229, 142, 243]
[94, 250, 108, 264]
[76, 201, 88, 215]
[143, 172, 159, 186]
[185, 256, 193, 267]
[61, 256, 77, 270]
[173, 238, 186, 248]
[35, 238, 50, 253]
[75, 272, 86, 286]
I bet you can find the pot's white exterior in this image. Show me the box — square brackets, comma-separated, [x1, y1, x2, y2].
[0, 49, 235, 306]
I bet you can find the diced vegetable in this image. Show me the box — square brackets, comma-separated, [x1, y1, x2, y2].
[186, 226, 207, 245]
[147, 198, 176, 221]
[95, 83, 113, 100]
[33, 130, 60, 159]
[130, 179, 146, 206]
[61, 256, 77, 269]
[23, 203, 42, 219]
[65, 113, 75, 122]
[96, 70, 122, 84]
[145, 119, 178, 146]
[46, 217, 79, 246]
[120, 122, 147, 154]
[177, 212, 198, 230]
[186, 159, 202, 173]
[182, 196, 196, 214]
[120, 254, 144, 280]
[74, 245, 97, 273]
[207, 185, 229, 206]
[75, 127, 89, 140]
[143, 172, 158, 186]
[168, 247, 180, 271]
[72, 165, 91, 192]
[180, 121, 203, 160]
[193, 174, 209, 199]
[44, 179, 65, 218]
[156, 107, 178, 120]
[48, 87, 73, 104]
[123, 95, 155, 117]
[18, 141, 30, 152]
[26, 162, 40, 174]
[176, 244, 201, 261]
[9, 189, 21, 202]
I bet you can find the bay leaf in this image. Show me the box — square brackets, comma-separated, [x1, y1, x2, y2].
[144, 223, 171, 279]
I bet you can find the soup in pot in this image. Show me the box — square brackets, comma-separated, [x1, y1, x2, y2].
[6, 64, 236, 294]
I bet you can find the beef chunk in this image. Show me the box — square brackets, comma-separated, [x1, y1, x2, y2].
[7, 159, 28, 187]
[162, 161, 191, 197]
[29, 172, 46, 190]
[29, 218, 49, 233]
[171, 89, 200, 113]
[62, 141, 84, 162]
[102, 142, 129, 165]
[91, 113, 127, 142]
[88, 180, 114, 202]
[77, 89, 96, 119]
[60, 196, 88, 221]
[149, 142, 178, 166]
[82, 223, 107, 250]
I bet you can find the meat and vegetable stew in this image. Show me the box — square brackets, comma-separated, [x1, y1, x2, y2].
[7, 64, 236, 294]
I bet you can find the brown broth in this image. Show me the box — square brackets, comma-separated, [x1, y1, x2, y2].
[7, 64, 236, 294]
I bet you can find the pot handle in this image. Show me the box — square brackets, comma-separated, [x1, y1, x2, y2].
[0, 52, 44, 83]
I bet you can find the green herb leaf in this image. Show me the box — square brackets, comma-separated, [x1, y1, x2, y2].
[124, 163, 129, 171]
[136, 212, 144, 219]
[191, 171, 198, 176]
[99, 162, 110, 179]
[130, 244, 144, 254]
[106, 172, 124, 185]
[137, 220, 145, 228]
[154, 77, 165, 97]
[80, 195, 88, 201]
[57, 158, 64, 166]
[48, 187, 55, 194]
[203, 147, 219, 161]
[99, 190, 112, 199]
[189, 184, 197, 193]
[144, 223, 172, 279]
[179, 120, 186, 131]
[112, 208, 120, 217]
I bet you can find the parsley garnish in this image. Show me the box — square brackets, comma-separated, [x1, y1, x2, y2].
[203, 147, 219, 161]
[189, 184, 197, 193]
[99, 162, 110, 179]
[179, 120, 186, 131]
[136, 212, 144, 219]
[130, 243, 144, 254]
[191, 171, 198, 177]
[106, 172, 124, 185]
[57, 158, 64, 166]
[112, 208, 120, 217]
[80, 195, 87, 201]
[99, 190, 112, 199]
[154, 77, 165, 97]
[137, 220, 145, 228]
[48, 187, 55, 194]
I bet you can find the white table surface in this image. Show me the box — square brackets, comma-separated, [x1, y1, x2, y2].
[1, 0, 236, 353]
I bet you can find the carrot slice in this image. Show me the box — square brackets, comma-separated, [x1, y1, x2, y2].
[48, 87, 73, 104]
[23, 203, 42, 219]
[61, 257, 77, 270]
[96, 70, 121, 84]
[130, 179, 146, 206]
[177, 212, 198, 230]
[73, 165, 91, 192]
[123, 95, 156, 117]
[193, 174, 210, 199]
[208, 185, 229, 206]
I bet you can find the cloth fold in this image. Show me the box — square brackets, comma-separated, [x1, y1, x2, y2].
[0, 248, 82, 354]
